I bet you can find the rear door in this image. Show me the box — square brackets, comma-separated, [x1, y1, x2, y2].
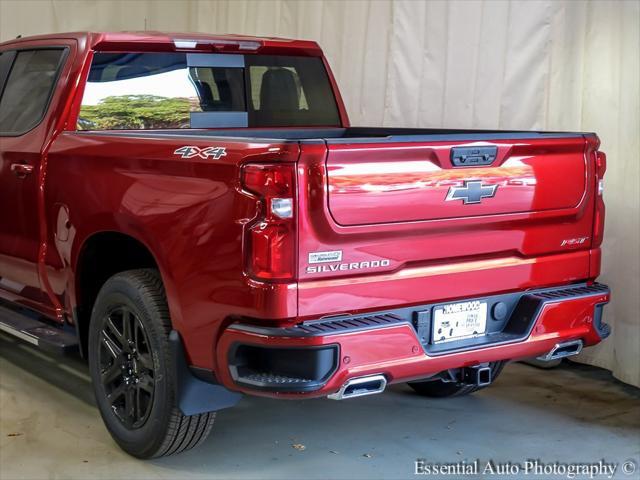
[295, 134, 597, 318]
[0, 43, 70, 313]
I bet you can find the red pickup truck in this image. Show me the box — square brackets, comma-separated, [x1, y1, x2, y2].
[0, 31, 610, 458]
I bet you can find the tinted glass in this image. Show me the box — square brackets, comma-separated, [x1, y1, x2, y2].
[0, 49, 65, 134]
[78, 52, 340, 130]
[246, 55, 340, 127]
[190, 66, 245, 111]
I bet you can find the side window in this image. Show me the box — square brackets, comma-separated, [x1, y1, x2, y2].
[0, 49, 66, 135]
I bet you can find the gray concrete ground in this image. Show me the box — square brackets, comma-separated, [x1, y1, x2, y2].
[1, 332, 639, 480]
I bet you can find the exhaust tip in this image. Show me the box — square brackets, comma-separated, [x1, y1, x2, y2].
[328, 374, 387, 400]
[537, 340, 583, 362]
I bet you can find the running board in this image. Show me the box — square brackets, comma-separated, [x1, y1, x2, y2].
[0, 303, 78, 355]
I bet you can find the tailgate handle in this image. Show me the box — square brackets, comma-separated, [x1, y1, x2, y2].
[451, 146, 497, 167]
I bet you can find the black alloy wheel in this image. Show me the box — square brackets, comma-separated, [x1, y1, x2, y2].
[99, 305, 155, 429]
[88, 269, 216, 458]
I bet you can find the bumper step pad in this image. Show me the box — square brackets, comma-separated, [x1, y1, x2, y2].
[239, 372, 313, 385]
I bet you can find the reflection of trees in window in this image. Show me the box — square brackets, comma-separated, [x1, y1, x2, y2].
[78, 95, 193, 130]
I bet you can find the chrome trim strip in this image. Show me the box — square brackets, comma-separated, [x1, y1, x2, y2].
[0, 321, 39, 346]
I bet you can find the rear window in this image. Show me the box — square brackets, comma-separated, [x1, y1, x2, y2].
[78, 52, 340, 130]
[0, 49, 66, 135]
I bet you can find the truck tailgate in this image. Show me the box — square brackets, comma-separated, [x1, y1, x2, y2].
[326, 139, 587, 225]
[296, 134, 599, 318]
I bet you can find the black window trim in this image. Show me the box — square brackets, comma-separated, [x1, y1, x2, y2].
[0, 46, 70, 137]
[0, 51, 17, 98]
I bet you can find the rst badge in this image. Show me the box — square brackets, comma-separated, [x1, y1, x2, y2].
[174, 146, 227, 160]
[561, 236, 589, 247]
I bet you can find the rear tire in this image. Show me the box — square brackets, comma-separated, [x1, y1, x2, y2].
[88, 269, 215, 458]
[408, 361, 506, 398]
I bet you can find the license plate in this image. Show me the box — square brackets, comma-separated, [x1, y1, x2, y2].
[432, 300, 487, 344]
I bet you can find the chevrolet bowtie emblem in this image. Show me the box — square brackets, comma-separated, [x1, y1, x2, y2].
[446, 180, 498, 204]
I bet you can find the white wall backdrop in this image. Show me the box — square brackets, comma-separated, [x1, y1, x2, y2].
[1, 0, 639, 387]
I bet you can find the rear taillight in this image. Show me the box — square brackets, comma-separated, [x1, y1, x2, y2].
[593, 151, 607, 247]
[241, 163, 297, 281]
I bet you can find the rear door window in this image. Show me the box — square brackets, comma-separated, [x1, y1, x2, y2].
[78, 52, 340, 130]
[0, 49, 66, 135]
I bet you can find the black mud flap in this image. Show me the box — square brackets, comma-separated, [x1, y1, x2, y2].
[169, 330, 242, 416]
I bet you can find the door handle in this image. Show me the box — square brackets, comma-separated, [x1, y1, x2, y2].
[10, 163, 34, 178]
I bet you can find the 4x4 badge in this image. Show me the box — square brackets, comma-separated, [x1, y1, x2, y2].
[446, 180, 498, 204]
[174, 146, 227, 160]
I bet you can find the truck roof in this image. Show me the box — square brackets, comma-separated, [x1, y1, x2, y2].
[0, 31, 322, 55]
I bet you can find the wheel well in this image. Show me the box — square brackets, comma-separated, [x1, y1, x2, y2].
[75, 232, 158, 357]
